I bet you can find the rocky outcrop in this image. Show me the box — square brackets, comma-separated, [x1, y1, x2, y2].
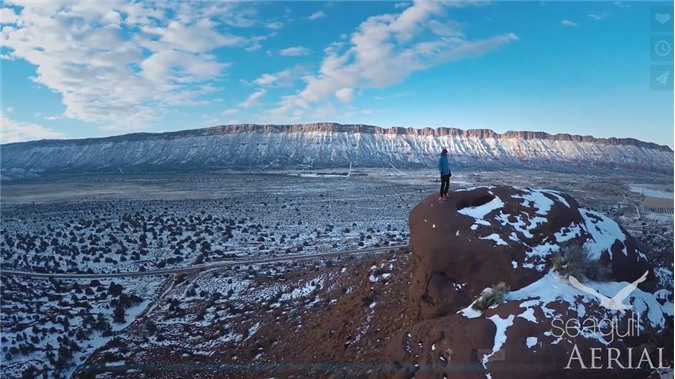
[407, 186, 653, 320]
[375, 187, 673, 379]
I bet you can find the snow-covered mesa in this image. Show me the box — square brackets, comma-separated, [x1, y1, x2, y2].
[1, 124, 672, 178]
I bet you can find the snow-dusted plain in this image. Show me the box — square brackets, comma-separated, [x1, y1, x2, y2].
[1, 172, 418, 377]
[1, 174, 412, 275]
[1, 169, 672, 378]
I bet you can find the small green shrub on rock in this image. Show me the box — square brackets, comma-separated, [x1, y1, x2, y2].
[551, 243, 611, 281]
[472, 282, 510, 310]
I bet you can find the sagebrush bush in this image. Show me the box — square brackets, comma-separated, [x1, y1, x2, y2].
[472, 282, 510, 310]
[551, 243, 611, 281]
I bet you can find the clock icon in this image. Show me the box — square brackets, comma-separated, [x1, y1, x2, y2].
[655, 40, 671, 57]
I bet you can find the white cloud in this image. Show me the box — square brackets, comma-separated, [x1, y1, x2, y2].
[588, 12, 609, 21]
[561, 19, 577, 27]
[238, 89, 266, 109]
[280, 46, 312, 56]
[142, 19, 249, 53]
[0, 7, 19, 23]
[613, 2, 630, 9]
[253, 66, 306, 87]
[6, 107, 13, 113]
[198, 3, 260, 28]
[1, 114, 66, 143]
[266, 21, 284, 30]
[269, 1, 517, 120]
[245, 44, 262, 52]
[0, 1, 266, 130]
[244, 33, 277, 52]
[394, 2, 411, 9]
[254, 74, 279, 86]
[335, 88, 354, 103]
[308, 11, 326, 20]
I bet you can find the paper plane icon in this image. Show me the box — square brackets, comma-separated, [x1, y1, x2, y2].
[656, 70, 670, 85]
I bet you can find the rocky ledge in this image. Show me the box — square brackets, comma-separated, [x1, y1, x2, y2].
[374, 186, 673, 379]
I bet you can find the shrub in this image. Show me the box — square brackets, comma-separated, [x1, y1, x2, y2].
[551, 244, 611, 281]
[146, 320, 157, 335]
[472, 282, 510, 310]
[113, 305, 126, 324]
[361, 294, 375, 307]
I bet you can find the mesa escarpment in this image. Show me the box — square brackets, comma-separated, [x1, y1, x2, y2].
[2, 123, 672, 180]
[372, 186, 672, 379]
[8, 123, 668, 151]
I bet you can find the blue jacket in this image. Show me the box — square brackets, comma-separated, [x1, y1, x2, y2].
[438, 154, 451, 175]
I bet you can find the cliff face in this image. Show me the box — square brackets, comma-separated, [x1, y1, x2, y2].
[1, 123, 672, 179]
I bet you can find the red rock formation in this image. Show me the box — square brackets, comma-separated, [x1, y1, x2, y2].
[372, 186, 671, 379]
[408, 186, 652, 321]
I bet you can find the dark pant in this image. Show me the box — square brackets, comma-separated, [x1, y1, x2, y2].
[440, 174, 450, 196]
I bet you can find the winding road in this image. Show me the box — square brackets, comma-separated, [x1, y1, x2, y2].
[0, 244, 409, 279]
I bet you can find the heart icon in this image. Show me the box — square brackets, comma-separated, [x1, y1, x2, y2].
[655, 12, 671, 25]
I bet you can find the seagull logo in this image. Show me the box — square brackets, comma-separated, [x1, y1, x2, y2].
[568, 271, 649, 312]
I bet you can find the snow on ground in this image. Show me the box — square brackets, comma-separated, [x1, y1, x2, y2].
[280, 277, 325, 301]
[526, 337, 538, 348]
[0, 275, 163, 378]
[480, 234, 508, 246]
[644, 212, 675, 223]
[507, 271, 667, 330]
[515, 188, 555, 215]
[517, 308, 537, 323]
[629, 186, 674, 199]
[494, 212, 534, 240]
[458, 269, 670, 358]
[246, 322, 261, 340]
[457, 193, 504, 225]
[654, 266, 674, 289]
[482, 314, 514, 367]
[67, 297, 153, 377]
[465, 188, 639, 271]
[553, 224, 582, 244]
[459, 304, 483, 319]
[539, 189, 571, 208]
[193, 274, 251, 299]
[367, 260, 395, 284]
[579, 208, 629, 259]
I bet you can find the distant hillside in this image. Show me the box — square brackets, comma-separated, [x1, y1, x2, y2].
[1, 123, 672, 179]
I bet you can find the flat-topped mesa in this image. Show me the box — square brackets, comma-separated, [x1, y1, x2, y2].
[6, 123, 669, 152]
[2, 123, 672, 180]
[196, 124, 670, 151]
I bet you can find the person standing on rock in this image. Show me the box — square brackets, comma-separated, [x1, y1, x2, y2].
[438, 148, 452, 201]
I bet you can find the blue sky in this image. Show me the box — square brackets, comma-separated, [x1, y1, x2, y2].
[1, 0, 673, 147]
